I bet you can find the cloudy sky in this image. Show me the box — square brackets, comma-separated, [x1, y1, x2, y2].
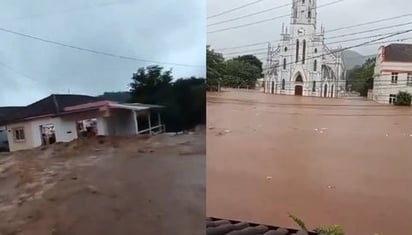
[0, 0, 205, 106]
[208, 0, 412, 60]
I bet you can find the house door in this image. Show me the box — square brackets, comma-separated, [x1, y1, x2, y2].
[324, 84, 328, 97]
[295, 85, 303, 96]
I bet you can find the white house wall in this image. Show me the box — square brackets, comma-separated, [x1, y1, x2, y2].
[110, 110, 136, 136]
[29, 117, 78, 148]
[372, 54, 412, 104]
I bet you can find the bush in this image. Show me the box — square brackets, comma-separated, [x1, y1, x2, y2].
[394, 91, 412, 106]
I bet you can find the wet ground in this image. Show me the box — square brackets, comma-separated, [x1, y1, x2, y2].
[0, 130, 205, 235]
[207, 89, 412, 235]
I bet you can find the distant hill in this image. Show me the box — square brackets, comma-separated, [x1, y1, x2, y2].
[99, 92, 131, 103]
[343, 50, 375, 70]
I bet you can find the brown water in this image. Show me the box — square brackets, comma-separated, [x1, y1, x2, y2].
[207, 89, 412, 235]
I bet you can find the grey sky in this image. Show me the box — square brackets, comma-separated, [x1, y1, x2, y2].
[207, 0, 412, 60]
[0, 0, 205, 106]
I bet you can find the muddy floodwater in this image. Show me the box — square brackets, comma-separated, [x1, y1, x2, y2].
[207, 89, 412, 235]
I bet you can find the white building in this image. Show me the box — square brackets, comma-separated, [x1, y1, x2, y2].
[371, 43, 412, 104]
[264, 0, 346, 97]
[0, 94, 165, 152]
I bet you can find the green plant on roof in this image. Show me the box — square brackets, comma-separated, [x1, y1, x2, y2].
[288, 213, 344, 235]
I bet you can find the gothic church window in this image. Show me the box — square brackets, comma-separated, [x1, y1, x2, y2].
[283, 58, 287, 70]
[296, 40, 300, 63]
[302, 40, 306, 64]
[282, 79, 286, 90]
[314, 60, 317, 71]
[312, 81, 316, 92]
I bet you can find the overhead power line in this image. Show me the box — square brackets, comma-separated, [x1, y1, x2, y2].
[211, 13, 412, 51]
[207, 0, 266, 19]
[0, 26, 202, 68]
[221, 27, 412, 57]
[208, 0, 343, 34]
[208, 2, 291, 27]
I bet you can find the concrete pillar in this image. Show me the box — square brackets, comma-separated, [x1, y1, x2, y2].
[132, 110, 138, 135]
[148, 111, 152, 135]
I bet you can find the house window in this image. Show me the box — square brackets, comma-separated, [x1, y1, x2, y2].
[314, 60, 317, 71]
[282, 79, 286, 90]
[408, 73, 412, 86]
[389, 94, 397, 104]
[13, 128, 25, 141]
[283, 58, 287, 70]
[296, 39, 300, 63]
[284, 47, 288, 52]
[314, 48, 318, 53]
[391, 72, 398, 84]
[308, 10, 312, 18]
[312, 81, 316, 92]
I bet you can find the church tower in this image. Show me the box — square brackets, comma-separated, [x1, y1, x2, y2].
[264, 0, 345, 98]
[291, 0, 317, 36]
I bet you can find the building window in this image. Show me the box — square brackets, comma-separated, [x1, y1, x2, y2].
[284, 47, 288, 52]
[13, 128, 25, 141]
[308, 10, 311, 18]
[282, 79, 286, 90]
[302, 0, 305, 3]
[389, 94, 397, 104]
[283, 58, 287, 70]
[408, 73, 412, 86]
[312, 81, 316, 92]
[296, 39, 300, 63]
[302, 40, 306, 64]
[391, 72, 398, 84]
[314, 60, 317, 71]
[314, 48, 318, 53]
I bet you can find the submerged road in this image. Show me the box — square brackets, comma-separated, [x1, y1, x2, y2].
[207, 89, 412, 235]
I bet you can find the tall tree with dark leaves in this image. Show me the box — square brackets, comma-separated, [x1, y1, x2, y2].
[234, 54, 263, 77]
[129, 65, 173, 104]
[207, 46, 225, 90]
[347, 58, 375, 96]
[129, 65, 205, 132]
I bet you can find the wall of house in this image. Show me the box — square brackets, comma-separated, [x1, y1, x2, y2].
[30, 117, 78, 148]
[373, 60, 412, 104]
[6, 121, 36, 152]
[110, 110, 137, 136]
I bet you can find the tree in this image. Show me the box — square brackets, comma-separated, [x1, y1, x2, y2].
[223, 59, 261, 88]
[394, 91, 412, 106]
[347, 58, 375, 96]
[129, 65, 205, 132]
[234, 54, 263, 77]
[129, 65, 173, 104]
[207, 46, 225, 91]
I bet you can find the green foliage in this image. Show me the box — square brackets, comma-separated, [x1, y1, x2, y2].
[314, 225, 345, 235]
[347, 58, 375, 96]
[233, 55, 263, 76]
[394, 91, 412, 106]
[206, 46, 263, 90]
[129, 66, 205, 132]
[289, 213, 345, 235]
[207, 45, 225, 91]
[288, 213, 308, 231]
[223, 59, 261, 88]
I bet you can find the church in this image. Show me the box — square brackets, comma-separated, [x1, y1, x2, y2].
[264, 0, 346, 97]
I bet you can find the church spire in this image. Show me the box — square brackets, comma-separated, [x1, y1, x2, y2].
[291, 0, 317, 26]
